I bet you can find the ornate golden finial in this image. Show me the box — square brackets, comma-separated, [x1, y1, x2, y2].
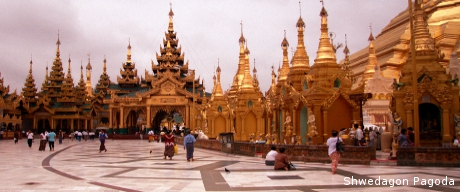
[29, 59, 33, 74]
[320, 0, 324, 6]
[169, 2, 174, 17]
[253, 58, 257, 73]
[343, 34, 350, 55]
[127, 40, 132, 62]
[299, 1, 301, 15]
[56, 30, 60, 46]
[239, 20, 245, 44]
[368, 23, 374, 41]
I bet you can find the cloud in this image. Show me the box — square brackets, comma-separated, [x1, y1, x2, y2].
[0, 0, 407, 95]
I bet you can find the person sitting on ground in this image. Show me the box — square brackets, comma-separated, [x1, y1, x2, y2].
[274, 147, 290, 171]
[398, 129, 408, 147]
[453, 133, 460, 147]
[265, 146, 278, 166]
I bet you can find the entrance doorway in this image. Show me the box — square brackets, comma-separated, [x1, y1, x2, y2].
[152, 109, 182, 134]
[126, 109, 145, 135]
[419, 103, 441, 142]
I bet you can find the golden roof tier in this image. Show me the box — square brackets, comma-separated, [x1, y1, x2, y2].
[344, 0, 460, 82]
[22, 60, 37, 103]
[117, 40, 139, 87]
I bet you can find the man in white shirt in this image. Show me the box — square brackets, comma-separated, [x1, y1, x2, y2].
[148, 130, 154, 143]
[265, 146, 278, 166]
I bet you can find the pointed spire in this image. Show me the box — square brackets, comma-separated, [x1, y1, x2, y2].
[103, 56, 107, 74]
[239, 21, 246, 45]
[55, 31, 61, 59]
[368, 23, 375, 41]
[279, 31, 290, 83]
[214, 59, 223, 97]
[343, 34, 350, 55]
[291, 0, 310, 70]
[80, 64, 84, 80]
[168, 3, 174, 32]
[127, 39, 132, 63]
[412, 0, 435, 54]
[67, 56, 72, 78]
[363, 25, 379, 85]
[29, 59, 33, 74]
[314, 1, 336, 64]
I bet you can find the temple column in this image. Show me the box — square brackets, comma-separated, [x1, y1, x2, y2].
[292, 109, 297, 134]
[186, 105, 190, 128]
[33, 117, 37, 130]
[120, 106, 124, 128]
[70, 119, 74, 132]
[146, 106, 151, 129]
[406, 109, 413, 128]
[441, 104, 453, 143]
[323, 110, 328, 140]
[109, 108, 113, 128]
[211, 119, 215, 137]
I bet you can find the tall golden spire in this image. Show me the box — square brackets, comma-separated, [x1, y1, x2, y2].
[241, 42, 255, 90]
[103, 57, 107, 74]
[127, 39, 132, 63]
[56, 31, 61, 59]
[412, 0, 435, 55]
[66, 57, 72, 80]
[314, 3, 337, 64]
[168, 3, 174, 32]
[278, 30, 290, 83]
[363, 24, 379, 85]
[342, 34, 354, 82]
[215, 60, 223, 96]
[291, 1, 310, 68]
[230, 21, 247, 94]
[86, 53, 93, 96]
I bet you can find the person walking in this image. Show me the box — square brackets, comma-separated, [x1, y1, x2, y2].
[148, 130, 154, 143]
[47, 130, 56, 151]
[13, 131, 19, 144]
[26, 130, 34, 148]
[163, 130, 175, 160]
[99, 130, 108, 153]
[327, 130, 342, 175]
[369, 127, 377, 149]
[183, 131, 196, 162]
[58, 130, 63, 144]
[39, 131, 47, 151]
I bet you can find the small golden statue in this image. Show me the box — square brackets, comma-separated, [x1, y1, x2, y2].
[295, 135, 302, 145]
[265, 133, 272, 145]
[272, 133, 279, 145]
[249, 133, 255, 143]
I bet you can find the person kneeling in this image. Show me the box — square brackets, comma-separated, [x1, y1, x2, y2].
[274, 148, 291, 171]
[265, 146, 278, 166]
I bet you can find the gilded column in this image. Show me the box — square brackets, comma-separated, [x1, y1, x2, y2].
[292, 109, 296, 134]
[441, 105, 452, 142]
[186, 105, 190, 128]
[323, 110, 328, 140]
[85, 120, 88, 130]
[70, 119, 74, 132]
[120, 106, 124, 128]
[109, 108, 113, 128]
[405, 109, 413, 128]
[146, 106, 151, 129]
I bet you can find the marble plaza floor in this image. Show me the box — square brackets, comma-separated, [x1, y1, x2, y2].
[1, 138, 459, 192]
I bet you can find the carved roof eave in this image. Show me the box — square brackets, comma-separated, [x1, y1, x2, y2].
[151, 74, 186, 88]
[137, 87, 160, 98]
[29, 105, 55, 114]
[175, 87, 194, 97]
[322, 88, 360, 110]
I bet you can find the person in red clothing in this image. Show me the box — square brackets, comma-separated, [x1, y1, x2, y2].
[274, 148, 290, 171]
[163, 130, 175, 160]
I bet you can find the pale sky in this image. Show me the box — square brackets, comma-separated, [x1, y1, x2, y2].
[0, 0, 407, 95]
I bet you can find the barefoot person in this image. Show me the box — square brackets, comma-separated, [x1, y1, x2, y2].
[163, 130, 175, 160]
[327, 130, 342, 174]
[183, 130, 196, 162]
[99, 130, 108, 153]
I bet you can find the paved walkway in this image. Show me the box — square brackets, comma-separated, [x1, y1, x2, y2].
[1, 138, 459, 192]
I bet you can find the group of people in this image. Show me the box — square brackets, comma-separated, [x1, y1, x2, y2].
[24, 130, 57, 151]
[265, 130, 343, 174]
[148, 129, 196, 162]
[398, 127, 415, 147]
[265, 146, 294, 171]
